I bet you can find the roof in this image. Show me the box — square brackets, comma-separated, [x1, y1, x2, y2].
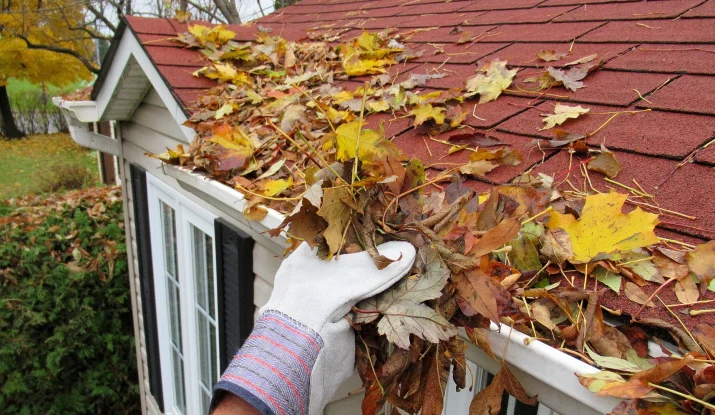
[122, 5, 715, 247]
[118, 6, 715, 328]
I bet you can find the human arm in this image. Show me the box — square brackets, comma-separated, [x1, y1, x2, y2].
[210, 241, 415, 415]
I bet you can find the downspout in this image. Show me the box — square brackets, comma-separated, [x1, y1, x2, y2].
[52, 97, 120, 156]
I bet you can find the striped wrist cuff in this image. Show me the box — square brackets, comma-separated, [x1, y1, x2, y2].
[212, 310, 323, 415]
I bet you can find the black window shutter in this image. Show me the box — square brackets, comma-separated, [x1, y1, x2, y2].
[214, 218, 255, 371]
[129, 164, 164, 411]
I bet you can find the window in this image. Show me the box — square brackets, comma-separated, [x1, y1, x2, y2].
[147, 174, 219, 415]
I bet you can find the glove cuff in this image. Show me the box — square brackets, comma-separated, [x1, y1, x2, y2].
[212, 310, 324, 415]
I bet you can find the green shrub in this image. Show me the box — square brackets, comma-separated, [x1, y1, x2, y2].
[0, 187, 140, 414]
[38, 163, 95, 194]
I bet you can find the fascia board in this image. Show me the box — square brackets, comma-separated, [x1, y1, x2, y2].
[93, 30, 195, 143]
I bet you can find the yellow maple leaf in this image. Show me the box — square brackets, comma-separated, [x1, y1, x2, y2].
[260, 177, 293, 197]
[540, 104, 590, 130]
[188, 24, 236, 47]
[410, 103, 445, 125]
[464, 59, 517, 104]
[547, 192, 660, 263]
[335, 121, 391, 162]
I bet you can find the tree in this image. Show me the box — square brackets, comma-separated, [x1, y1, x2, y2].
[0, 0, 272, 138]
[0, 0, 95, 138]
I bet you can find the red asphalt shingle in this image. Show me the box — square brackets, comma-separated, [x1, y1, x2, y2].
[119, 4, 715, 241]
[497, 102, 715, 158]
[579, 18, 715, 43]
[479, 22, 605, 43]
[683, 0, 715, 17]
[638, 75, 715, 116]
[553, 0, 705, 22]
[605, 44, 715, 75]
[481, 42, 634, 67]
[508, 70, 671, 107]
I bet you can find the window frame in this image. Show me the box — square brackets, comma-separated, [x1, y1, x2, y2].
[147, 174, 219, 415]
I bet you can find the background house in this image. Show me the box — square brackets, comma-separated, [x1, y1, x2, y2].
[55, 1, 715, 413]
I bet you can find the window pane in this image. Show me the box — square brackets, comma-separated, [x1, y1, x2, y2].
[161, 202, 178, 280]
[206, 234, 215, 319]
[193, 226, 208, 312]
[210, 323, 218, 385]
[172, 348, 187, 415]
[198, 314, 210, 388]
[169, 284, 183, 351]
[201, 390, 211, 415]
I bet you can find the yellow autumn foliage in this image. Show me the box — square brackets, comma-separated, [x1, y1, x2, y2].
[0, 0, 94, 86]
[547, 192, 660, 263]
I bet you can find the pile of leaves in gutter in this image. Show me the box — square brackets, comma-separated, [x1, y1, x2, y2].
[155, 25, 715, 415]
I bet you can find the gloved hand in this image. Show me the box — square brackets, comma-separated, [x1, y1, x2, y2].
[212, 241, 416, 415]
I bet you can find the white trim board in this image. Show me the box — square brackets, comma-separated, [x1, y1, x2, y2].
[146, 173, 220, 415]
[94, 28, 195, 142]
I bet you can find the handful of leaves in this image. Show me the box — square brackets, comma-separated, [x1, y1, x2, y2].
[154, 25, 715, 415]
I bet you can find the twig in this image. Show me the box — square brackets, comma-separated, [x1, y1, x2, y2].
[655, 137, 715, 189]
[690, 309, 715, 316]
[666, 299, 715, 308]
[639, 47, 715, 54]
[625, 200, 696, 220]
[381, 168, 460, 231]
[657, 237, 696, 249]
[648, 383, 715, 410]
[656, 295, 700, 349]
[587, 109, 651, 137]
[359, 335, 383, 394]
[605, 177, 653, 198]
[235, 184, 303, 201]
[631, 277, 676, 321]
[633, 88, 652, 104]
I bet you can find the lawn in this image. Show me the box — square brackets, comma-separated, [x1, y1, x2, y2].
[0, 133, 100, 200]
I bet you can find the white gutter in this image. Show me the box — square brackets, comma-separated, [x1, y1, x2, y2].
[162, 165, 621, 415]
[52, 97, 120, 156]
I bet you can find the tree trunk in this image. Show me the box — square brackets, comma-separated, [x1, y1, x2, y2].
[0, 85, 25, 139]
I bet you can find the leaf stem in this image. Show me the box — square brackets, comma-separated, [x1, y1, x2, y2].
[291, 85, 337, 134]
[631, 278, 676, 321]
[521, 206, 553, 225]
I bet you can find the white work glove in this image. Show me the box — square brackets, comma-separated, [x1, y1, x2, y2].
[212, 241, 416, 415]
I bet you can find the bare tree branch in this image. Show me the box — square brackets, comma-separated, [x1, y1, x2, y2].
[213, 0, 240, 24]
[185, 0, 227, 23]
[17, 35, 100, 74]
[85, 1, 117, 32]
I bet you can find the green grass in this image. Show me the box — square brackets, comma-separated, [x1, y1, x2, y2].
[6, 79, 89, 110]
[0, 133, 101, 200]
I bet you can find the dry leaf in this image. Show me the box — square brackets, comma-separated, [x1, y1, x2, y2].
[465, 59, 517, 104]
[674, 274, 699, 304]
[546, 192, 659, 263]
[587, 145, 622, 179]
[624, 282, 655, 308]
[540, 103, 590, 130]
[686, 240, 715, 289]
[537, 49, 567, 62]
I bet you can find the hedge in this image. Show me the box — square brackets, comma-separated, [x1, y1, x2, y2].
[0, 187, 140, 414]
